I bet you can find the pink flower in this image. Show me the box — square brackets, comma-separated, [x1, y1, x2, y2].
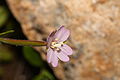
[47, 26, 73, 67]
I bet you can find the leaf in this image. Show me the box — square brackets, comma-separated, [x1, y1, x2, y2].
[0, 45, 13, 61]
[33, 70, 55, 80]
[23, 46, 44, 67]
[0, 6, 9, 27]
[0, 30, 14, 36]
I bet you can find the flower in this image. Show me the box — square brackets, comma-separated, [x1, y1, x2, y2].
[47, 26, 73, 67]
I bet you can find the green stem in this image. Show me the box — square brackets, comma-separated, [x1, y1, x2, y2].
[0, 38, 47, 46]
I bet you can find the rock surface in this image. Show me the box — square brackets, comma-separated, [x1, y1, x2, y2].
[6, 0, 120, 80]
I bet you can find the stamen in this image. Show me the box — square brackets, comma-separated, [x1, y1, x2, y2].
[50, 40, 64, 52]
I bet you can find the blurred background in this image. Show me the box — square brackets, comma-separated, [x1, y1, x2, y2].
[0, 0, 56, 80]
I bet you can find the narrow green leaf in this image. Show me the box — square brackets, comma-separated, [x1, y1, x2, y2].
[0, 38, 47, 46]
[0, 30, 14, 36]
[23, 46, 44, 67]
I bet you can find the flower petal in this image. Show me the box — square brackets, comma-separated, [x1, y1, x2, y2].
[54, 26, 70, 42]
[51, 51, 58, 67]
[61, 44, 73, 55]
[47, 48, 54, 63]
[47, 31, 56, 48]
[57, 52, 69, 62]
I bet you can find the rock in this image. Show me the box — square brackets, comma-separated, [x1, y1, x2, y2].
[6, 0, 120, 80]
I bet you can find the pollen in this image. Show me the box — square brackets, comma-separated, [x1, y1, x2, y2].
[55, 38, 59, 41]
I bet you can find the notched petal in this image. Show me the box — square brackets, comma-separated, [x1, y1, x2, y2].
[47, 48, 53, 63]
[61, 44, 73, 55]
[51, 51, 58, 67]
[54, 26, 70, 42]
[57, 52, 69, 62]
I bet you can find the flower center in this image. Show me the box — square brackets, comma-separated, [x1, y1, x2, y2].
[50, 39, 64, 51]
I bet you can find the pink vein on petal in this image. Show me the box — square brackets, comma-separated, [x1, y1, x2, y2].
[61, 44, 73, 55]
[57, 52, 69, 62]
[51, 51, 58, 67]
[47, 48, 53, 63]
